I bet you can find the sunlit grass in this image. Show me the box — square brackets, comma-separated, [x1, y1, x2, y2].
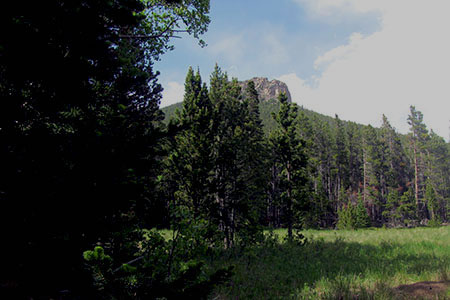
[210, 226, 450, 299]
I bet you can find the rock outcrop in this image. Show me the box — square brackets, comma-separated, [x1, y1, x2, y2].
[239, 77, 292, 102]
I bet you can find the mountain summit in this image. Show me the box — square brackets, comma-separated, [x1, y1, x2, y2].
[239, 77, 292, 102]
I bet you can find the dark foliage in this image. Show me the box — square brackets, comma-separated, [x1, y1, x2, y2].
[0, 0, 209, 298]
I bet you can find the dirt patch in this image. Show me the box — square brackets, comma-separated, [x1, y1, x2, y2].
[394, 281, 450, 299]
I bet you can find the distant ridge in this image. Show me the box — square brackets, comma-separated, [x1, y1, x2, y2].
[162, 99, 340, 135]
[161, 76, 366, 135]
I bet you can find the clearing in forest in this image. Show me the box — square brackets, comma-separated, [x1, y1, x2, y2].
[211, 226, 450, 299]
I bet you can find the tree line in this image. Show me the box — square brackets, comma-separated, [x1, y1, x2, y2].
[163, 67, 449, 233]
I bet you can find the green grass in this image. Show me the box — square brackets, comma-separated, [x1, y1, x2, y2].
[209, 226, 450, 299]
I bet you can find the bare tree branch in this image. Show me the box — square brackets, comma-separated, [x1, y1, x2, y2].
[112, 256, 144, 273]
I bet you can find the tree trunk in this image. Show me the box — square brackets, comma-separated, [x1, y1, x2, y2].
[363, 150, 367, 204]
[287, 161, 292, 239]
[413, 143, 420, 217]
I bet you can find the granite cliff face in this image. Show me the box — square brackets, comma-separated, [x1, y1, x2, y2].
[239, 77, 292, 103]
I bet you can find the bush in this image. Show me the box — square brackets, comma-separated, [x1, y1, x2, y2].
[427, 218, 442, 227]
[83, 206, 233, 299]
[337, 199, 370, 230]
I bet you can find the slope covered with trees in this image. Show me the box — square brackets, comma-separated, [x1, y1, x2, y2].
[163, 78, 450, 229]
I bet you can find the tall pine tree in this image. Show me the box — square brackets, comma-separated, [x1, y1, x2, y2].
[270, 93, 309, 238]
[166, 67, 214, 219]
[407, 106, 429, 218]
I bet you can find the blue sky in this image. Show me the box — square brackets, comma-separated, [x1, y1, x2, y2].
[155, 0, 380, 84]
[155, 0, 450, 140]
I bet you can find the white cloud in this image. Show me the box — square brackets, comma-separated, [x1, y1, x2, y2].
[260, 33, 290, 65]
[161, 81, 184, 107]
[203, 26, 295, 80]
[208, 33, 246, 65]
[314, 32, 363, 69]
[286, 0, 450, 138]
[294, 0, 387, 16]
[278, 73, 314, 104]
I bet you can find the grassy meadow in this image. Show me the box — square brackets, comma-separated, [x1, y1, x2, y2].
[208, 226, 450, 299]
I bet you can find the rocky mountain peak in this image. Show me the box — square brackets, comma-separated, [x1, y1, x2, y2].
[239, 77, 292, 103]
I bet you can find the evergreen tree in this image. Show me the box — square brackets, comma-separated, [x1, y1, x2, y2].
[209, 65, 238, 247]
[270, 93, 309, 238]
[167, 67, 214, 219]
[407, 106, 429, 218]
[347, 122, 363, 192]
[335, 115, 350, 201]
[0, 0, 211, 297]
[337, 194, 369, 230]
[312, 118, 336, 226]
[207, 65, 267, 247]
[362, 125, 390, 225]
[425, 130, 450, 222]
[356, 193, 371, 228]
[297, 110, 325, 228]
[425, 179, 439, 222]
[383, 188, 402, 226]
[398, 188, 417, 226]
[383, 187, 417, 227]
[239, 81, 269, 237]
[380, 115, 410, 190]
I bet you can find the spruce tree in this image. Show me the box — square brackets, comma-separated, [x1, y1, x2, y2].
[167, 67, 214, 219]
[407, 106, 429, 218]
[362, 125, 390, 224]
[334, 115, 350, 201]
[239, 81, 269, 237]
[337, 194, 369, 230]
[356, 193, 370, 228]
[383, 188, 402, 226]
[425, 180, 439, 222]
[270, 93, 309, 239]
[424, 130, 450, 222]
[297, 110, 323, 228]
[347, 122, 363, 192]
[380, 115, 410, 190]
[311, 118, 335, 226]
[207, 65, 267, 247]
[398, 188, 417, 226]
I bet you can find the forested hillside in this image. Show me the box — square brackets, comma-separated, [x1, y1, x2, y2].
[164, 95, 338, 134]
[163, 75, 449, 229]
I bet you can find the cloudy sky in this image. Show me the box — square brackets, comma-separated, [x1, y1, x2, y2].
[155, 0, 450, 140]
